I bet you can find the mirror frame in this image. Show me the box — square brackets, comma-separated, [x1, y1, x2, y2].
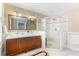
[8, 14, 37, 31]
[8, 14, 28, 30]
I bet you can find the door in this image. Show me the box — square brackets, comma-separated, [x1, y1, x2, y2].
[46, 23, 60, 48]
[6, 39, 18, 55]
[46, 21, 68, 49]
[18, 37, 31, 52]
[30, 36, 41, 48]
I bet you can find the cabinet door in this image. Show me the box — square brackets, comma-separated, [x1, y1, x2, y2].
[30, 36, 41, 48]
[18, 36, 41, 53]
[6, 39, 18, 56]
[18, 37, 31, 52]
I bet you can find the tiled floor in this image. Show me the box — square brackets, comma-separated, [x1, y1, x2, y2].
[17, 48, 79, 56]
[45, 48, 79, 56]
[1, 48, 79, 56]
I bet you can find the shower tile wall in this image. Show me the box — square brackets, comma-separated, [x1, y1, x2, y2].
[37, 17, 68, 50]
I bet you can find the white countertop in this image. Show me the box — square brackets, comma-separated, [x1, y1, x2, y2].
[5, 31, 40, 39]
[6, 34, 41, 39]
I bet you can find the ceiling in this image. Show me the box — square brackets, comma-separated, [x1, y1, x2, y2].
[10, 3, 79, 16]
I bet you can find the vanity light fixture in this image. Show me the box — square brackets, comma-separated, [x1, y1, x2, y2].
[28, 16, 36, 20]
[18, 13, 22, 16]
[32, 16, 36, 19]
[31, 16, 36, 21]
[28, 16, 36, 19]
[13, 12, 17, 16]
[28, 15, 36, 19]
[13, 11, 22, 17]
[28, 16, 32, 19]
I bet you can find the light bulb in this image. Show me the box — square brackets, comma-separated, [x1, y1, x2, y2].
[28, 16, 32, 18]
[18, 13, 22, 16]
[32, 16, 36, 19]
[13, 12, 16, 15]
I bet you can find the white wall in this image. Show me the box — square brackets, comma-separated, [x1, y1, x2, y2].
[0, 4, 2, 17]
[0, 4, 2, 53]
[0, 19, 2, 56]
[67, 32, 79, 52]
[0, 3, 2, 42]
[0, 19, 2, 42]
[54, 7, 79, 32]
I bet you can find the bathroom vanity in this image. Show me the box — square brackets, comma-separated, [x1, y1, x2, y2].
[6, 36, 41, 56]
[4, 31, 46, 56]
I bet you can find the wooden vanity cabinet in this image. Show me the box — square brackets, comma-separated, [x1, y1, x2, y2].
[6, 39, 18, 55]
[30, 36, 41, 48]
[18, 37, 32, 53]
[6, 36, 41, 56]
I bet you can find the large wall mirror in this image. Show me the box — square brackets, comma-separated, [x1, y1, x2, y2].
[8, 14, 37, 30]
